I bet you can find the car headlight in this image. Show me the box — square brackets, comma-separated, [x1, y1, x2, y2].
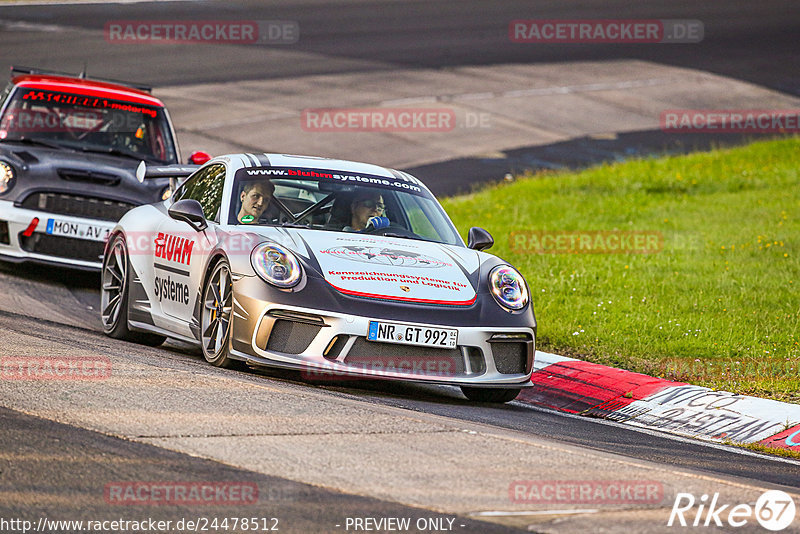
[251, 242, 302, 288]
[0, 161, 15, 194]
[160, 185, 173, 201]
[489, 265, 529, 310]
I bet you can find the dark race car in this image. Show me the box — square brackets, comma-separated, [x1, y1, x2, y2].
[0, 66, 205, 270]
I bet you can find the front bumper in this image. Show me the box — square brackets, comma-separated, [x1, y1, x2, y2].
[0, 199, 115, 270]
[229, 278, 535, 387]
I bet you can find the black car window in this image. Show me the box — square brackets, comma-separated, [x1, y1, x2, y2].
[0, 86, 178, 164]
[0, 83, 12, 109]
[173, 163, 226, 222]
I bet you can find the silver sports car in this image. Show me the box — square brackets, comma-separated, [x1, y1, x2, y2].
[101, 153, 535, 402]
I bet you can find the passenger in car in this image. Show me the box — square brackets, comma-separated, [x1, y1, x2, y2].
[344, 192, 385, 231]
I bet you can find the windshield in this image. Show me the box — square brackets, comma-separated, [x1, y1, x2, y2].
[0, 86, 177, 164]
[229, 167, 463, 246]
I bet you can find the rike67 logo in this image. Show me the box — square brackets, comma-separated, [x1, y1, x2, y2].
[668, 490, 796, 531]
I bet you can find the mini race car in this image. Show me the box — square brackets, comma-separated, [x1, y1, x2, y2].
[0, 66, 206, 270]
[101, 153, 536, 402]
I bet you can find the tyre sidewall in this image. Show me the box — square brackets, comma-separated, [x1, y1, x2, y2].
[201, 259, 233, 366]
[102, 234, 131, 337]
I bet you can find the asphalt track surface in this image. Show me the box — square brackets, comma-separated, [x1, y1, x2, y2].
[0, 265, 798, 495]
[0, 0, 797, 95]
[1, 1, 797, 193]
[1, 1, 799, 532]
[0, 407, 524, 534]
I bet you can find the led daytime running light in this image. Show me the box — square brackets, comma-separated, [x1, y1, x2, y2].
[489, 265, 528, 310]
[251, 242, 302, 288]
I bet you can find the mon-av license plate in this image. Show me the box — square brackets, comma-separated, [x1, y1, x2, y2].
[46, 218, 110, 241]
[367, 320, 457, 349]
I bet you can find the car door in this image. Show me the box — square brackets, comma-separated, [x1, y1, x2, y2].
[152, 163, 226, 333]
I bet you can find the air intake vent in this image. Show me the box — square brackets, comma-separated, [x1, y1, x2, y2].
[18, 233, 103, 263]
[265, 320, 322, 354]
[58, 168, 121, 185]
[491, 342, 528, 374]
[344, 337, 464, 377]
[0, 221, 9, 245]
[465, 347, 486, 375]
[14, 151, 38, 164]
[323, 335, 349, 360]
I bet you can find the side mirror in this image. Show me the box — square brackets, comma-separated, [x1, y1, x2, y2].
[467, 227, 493, 251]
[188, 151, 211, 165]
[168, 199, 207, 231]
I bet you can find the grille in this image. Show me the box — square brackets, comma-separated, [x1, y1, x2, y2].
[344, 337, 465, 377]
[20, 192, 136, 222]
[491, 342, 528, 374]
[265, 320, 322, 354]
[18, 233, 104, 263]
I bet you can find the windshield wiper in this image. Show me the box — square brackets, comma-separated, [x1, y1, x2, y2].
[4, 136, 69, 150]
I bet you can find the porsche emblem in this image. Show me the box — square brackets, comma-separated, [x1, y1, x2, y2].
[400, 286, 410, 292]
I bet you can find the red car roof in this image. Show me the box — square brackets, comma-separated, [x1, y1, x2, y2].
[11, 74, 165, 107]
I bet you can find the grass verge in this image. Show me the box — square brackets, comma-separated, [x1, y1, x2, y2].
[724, 440, 800, 460]
[441, 137, 799, 403]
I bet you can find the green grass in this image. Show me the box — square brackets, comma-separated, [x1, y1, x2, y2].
[441, 137, 800, 402]
[725, 440, 800, 460]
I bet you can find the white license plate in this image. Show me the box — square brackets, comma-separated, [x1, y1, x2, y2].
[46, 218, 110, 242]
[367, 320, 457, 349]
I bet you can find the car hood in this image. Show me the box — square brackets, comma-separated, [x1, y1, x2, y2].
[0, 142, 142, 171]
[0, 142, 168, 203]
[249, 228, 480, 306]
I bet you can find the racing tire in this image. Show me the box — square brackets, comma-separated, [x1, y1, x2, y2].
[200, 259, 237, 368]
[101, 234, 166, 346]
[460, 386, 521, 403]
